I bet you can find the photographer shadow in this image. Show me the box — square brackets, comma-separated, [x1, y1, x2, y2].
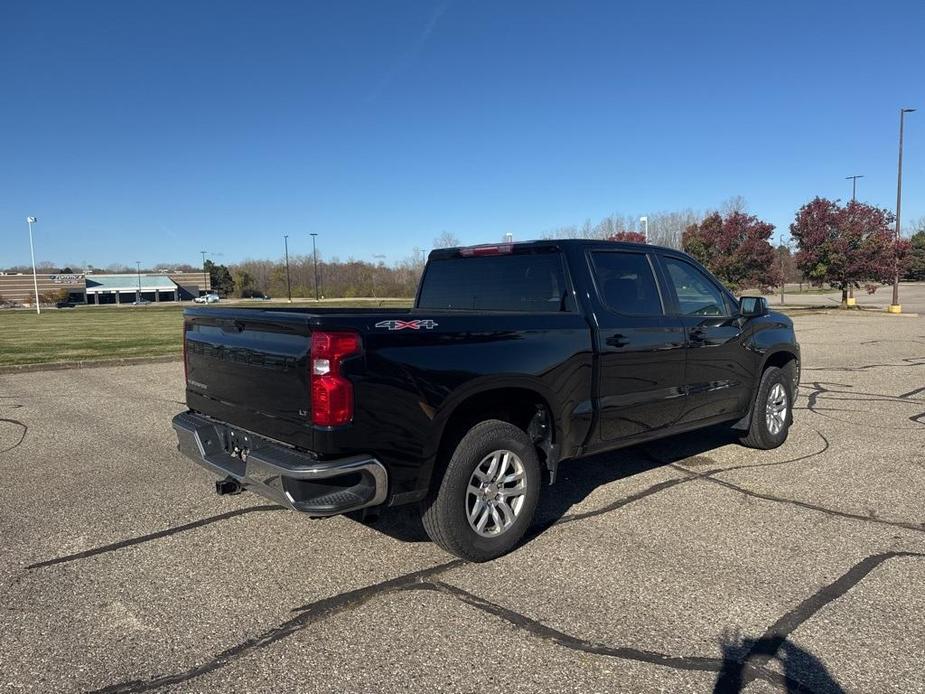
[715, 633, 845, 693]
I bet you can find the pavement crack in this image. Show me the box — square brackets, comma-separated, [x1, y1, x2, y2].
[682, 469, 925, 534]
[404, 581, 806, 692]
[410, 580, 723, 669]
[673, 428, 830, 476]
[638, 425, 924, 532]
[88, 560, 464, 693]
[750, 550, 924, 649]
[529, 476, 696, 539]
[26, 505, 283, 570]
[0, 417, 28, 454]
[898, 385, 925, 399]
[802, 357, 925, 373]
[802, 382, 925, 429]
[722, 551, 925, 691]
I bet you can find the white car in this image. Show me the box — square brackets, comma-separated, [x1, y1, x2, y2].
[194, 293, 220, 304]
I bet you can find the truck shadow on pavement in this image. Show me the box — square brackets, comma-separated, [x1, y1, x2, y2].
[365, 425, 739, 545]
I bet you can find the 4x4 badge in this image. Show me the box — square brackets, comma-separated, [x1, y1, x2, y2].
[375, 319, 438, 331]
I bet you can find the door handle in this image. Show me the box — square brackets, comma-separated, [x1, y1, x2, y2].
[689, 327, 707, 343]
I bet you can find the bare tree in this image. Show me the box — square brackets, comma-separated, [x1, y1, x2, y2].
[643, 209, 702, 250]
[433, 231, 461, 248]
[720, 195, 748, 215]
[541, 210, 700, 249]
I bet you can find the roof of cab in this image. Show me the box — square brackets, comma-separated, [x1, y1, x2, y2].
[429, 238, 686, 259]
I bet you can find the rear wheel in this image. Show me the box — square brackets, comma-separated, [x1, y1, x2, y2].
[740, 366, 792, 449]
[422, 419, 541, 562]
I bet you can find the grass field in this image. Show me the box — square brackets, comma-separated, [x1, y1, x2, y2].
[0, 298, 413, 367]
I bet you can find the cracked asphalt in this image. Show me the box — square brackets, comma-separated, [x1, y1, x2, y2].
[1, 309, 924, 693]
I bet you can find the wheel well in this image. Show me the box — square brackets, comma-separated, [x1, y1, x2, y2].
[733, 350, 800, 431]
[763, 350, 799, 394]
[433, 388, 557, 491]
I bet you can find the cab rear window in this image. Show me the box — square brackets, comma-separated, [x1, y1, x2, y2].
[418, 252, 570, 312]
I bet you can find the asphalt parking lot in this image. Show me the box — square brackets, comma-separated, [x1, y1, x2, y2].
[2, 310, 923, 693]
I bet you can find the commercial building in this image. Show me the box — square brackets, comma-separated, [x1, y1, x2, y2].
[0, 272, 211, 306]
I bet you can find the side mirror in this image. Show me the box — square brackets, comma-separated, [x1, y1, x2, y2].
[739, 296, 769, 318]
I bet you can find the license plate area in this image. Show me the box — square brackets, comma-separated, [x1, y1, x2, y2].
[220, 426, 256, 461]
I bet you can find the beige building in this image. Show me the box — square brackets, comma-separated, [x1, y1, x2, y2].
[0, 272, 211, 306]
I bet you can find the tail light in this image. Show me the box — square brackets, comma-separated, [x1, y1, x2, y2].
[310, 331, 361, 426]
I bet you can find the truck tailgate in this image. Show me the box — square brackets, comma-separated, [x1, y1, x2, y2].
[184, 309, 315, 450]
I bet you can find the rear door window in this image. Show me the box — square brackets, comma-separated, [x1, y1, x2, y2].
[417, 251, 569, 312]
[590, 251, 663, 316]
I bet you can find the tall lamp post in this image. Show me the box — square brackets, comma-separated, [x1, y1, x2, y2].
[845, 174, 864, 202]
[640, 216, 649, 242]
[199, 250, 209, 297]
[778, 235, 794, 306]
[135, 261, 142, 302]
[309, 233, 319, 301]
[26, 216, 40, 315]
[284, 235, 292, 303]
[890, 107, 915, 314]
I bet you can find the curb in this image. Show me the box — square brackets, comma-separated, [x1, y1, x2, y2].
[777, 306, 920, 317]
[0, 354, 182, 375]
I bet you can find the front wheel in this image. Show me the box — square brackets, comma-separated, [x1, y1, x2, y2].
[422, 419, 541, 562]
[739, 366, 792, 449]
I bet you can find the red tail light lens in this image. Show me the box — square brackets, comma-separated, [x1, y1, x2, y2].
[310, 331, 361, 426]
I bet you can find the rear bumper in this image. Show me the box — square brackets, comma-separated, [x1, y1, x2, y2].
[171, 411, 388, 516]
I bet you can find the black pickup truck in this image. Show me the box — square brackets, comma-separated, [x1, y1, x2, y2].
[173, 240, 799, 561]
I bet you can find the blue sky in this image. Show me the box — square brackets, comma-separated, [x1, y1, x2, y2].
[2, 0, 923, 268]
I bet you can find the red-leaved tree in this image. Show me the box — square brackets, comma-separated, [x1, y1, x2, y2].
[607, 231, 647, 243]
[682, 211, 781, 292]
[790, 198, 908, 303]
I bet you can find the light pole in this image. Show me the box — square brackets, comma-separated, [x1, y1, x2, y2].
[845, 175, 864, 202]
[780, 238, 785, 306]
[284, 235, 292, 302]
[26, 216, 40, 315]
[135, 261, 142, 302]
[891, 107, 915, 314]
[778, 235, 794, 306]
[310, 233, 319, 301]
[199, 250, 209, 297]
[640, 216, 649, 242]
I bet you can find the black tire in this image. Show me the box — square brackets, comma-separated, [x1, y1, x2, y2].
[421, 419, 542, 562]
[739, 366, 792, 449]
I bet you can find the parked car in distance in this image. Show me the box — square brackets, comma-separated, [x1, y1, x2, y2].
[172, 240, 800, 562]
[56, 301, 76, 308]
[131, 299, 152, 306]
[194, 293, 220, 304]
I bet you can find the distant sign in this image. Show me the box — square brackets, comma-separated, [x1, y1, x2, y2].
[49, 274, 84, 284]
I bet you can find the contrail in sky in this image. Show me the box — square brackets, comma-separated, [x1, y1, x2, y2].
[366, 2, 451, 103]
